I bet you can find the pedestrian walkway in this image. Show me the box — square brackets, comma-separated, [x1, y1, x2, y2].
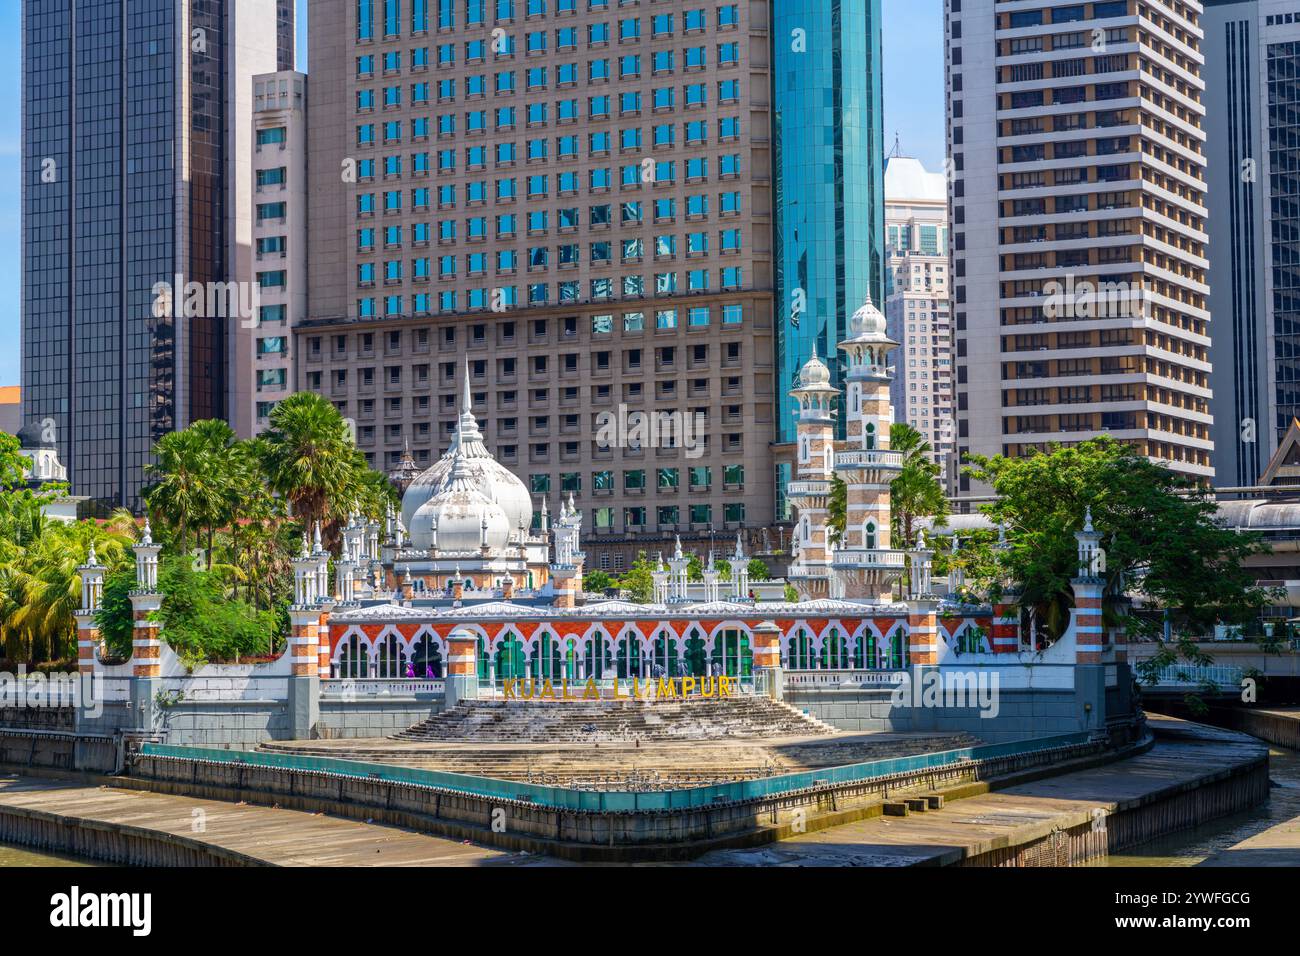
[0, 775, 532, 867]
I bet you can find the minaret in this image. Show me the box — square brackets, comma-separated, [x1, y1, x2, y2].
[833, 292, 906, 601]
[786, 346, 840, 600]
[731, 530, 750, 600]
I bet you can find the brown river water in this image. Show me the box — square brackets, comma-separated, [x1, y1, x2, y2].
[2, 741, 1298, 867]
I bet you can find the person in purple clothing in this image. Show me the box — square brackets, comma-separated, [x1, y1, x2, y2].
[405, 662, 415, 678]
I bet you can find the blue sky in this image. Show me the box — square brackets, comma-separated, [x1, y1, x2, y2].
[0, 0, 944, 387]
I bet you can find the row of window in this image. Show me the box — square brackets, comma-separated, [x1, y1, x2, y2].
[353, 269, 743, 314]
[357, 0, 739, 44]
[357, 113, 742, 145]
[589, 503, 745, 528]
[361, 72, 740, 111]
[356, 149, 738, 182]
[532, 464, 742, 492]
[355, 192, 743, 222]
[367, 232, 742, 275]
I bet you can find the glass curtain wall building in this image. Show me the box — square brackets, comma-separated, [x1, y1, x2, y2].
[772, 0, 885, 443]
[21, 0, 279, 511]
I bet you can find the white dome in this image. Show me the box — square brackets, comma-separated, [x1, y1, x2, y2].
[409, 476, 512, 553]
[400, 364, 534, 539]
[848, 292, 887, 339]
[798, 349, 832, 388]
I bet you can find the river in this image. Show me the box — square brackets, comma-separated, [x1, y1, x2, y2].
[1102, 743, 1300, 865]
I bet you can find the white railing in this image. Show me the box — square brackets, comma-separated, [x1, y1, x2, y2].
[321, 679, 444, 698]
[1147, 664, 1243, 688]
[786, 480, 832, 497]
[831, 549, 907, 569]
[834, 450, 904, 470]
[784, 670, 908, 687]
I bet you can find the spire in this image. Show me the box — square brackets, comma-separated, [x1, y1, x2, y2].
[87, 539, 98, 567]
[300, 533, 310, 559]
[674, 535, 683, 561]
[461, 355, 472, 417]
[312, 521, 323, 553]
[140, 519, 153, 546]
[450, 356, 484, 450]
[1083, 505, 1094, 533]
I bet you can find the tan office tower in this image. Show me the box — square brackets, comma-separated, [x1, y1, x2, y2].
[301, 0, 779, 569]
[884, 155, 954, 486]
[237, 71, 309, 437]
[946, 0, 1213, 493]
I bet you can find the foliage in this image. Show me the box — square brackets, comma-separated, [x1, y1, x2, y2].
[746, 558, 770, 581]
[97, 557, 287, 665]
[583, 569, 613, 592]
[784, 583, 798, 602]
[620, 552, 656, 603]
[889, 423, 948, 548]
[258, 392, 387, 546]
[686, 553, 704, 582]
[826, 474, 847, 547]
[964, 436, 1277, 643]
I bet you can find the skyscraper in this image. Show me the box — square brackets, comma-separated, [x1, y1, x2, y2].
[772, 0, 886, 445]
[299, 0, 885, 565]
[947, 0, 1213, 493]
[302, 0, 784, 569]
[883, 155, 954, 484]
[21, 0, 280, 510]
[1204, 0, 1300, 486]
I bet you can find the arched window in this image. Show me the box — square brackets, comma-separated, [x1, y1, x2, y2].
[865, 421, 876, 450]
[865, 521, 877, 550]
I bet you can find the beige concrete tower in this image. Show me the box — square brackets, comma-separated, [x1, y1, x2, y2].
[834, 294, 906, 600]
[786, 349, 839, 599]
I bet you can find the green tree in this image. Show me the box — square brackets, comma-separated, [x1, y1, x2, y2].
[584, 569, 613, 592]
[889, 422, 948, 548]
[258, 392, 368, 539]
[965, 436, 1276, 643]
[746, 558, 770, 581]
[620, 552, 657, 603]
[826, 474, 848, 547]
[686, 552, 704, 582]
[142, 427, 224, 557]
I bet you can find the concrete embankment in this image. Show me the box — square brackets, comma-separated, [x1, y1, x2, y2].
[693, 716, 1270, 866]
[0, 774, 526, 867]
[0, 717, 1270, 866]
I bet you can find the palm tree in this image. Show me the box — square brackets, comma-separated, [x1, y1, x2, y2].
[889, 422, 949, 548]
[258, 392, 365, 540]
[143, 427, 224, 557]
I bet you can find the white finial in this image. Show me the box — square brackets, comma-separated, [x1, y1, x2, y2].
[1083, 505, 1094, 533]
[140, 519, 153, 546]
[87, 540, 98, 566]
[300, 533, 310, 559]
[313, 521, 323, 552]
[916, 528, 927, 551]
[674, 535, 683, 560]
[733, 530, 744, 560]
[462, 356, 472, 417]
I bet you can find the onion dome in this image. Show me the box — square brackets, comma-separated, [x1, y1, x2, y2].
[400, 359, 534, 537]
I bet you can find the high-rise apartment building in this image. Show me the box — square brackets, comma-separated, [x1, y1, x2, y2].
[946, 0, 1214, 493]
[1204, 0, 1300, 486]
[884, 156, 954, 483]
[21, 0, 281, 510]
[300, 0, 883, 565]
[239, 70, 309, 436]
[300, 0, 775, 561]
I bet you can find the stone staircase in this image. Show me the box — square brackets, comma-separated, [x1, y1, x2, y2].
[392, 694, 835, 744]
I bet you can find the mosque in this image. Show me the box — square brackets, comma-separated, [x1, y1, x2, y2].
[285, 294, 1007, 686]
